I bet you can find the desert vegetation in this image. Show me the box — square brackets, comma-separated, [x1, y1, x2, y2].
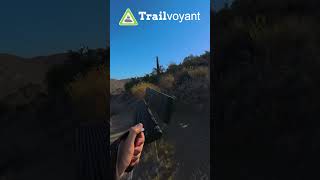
[117, 51, 210, 179]
[130, 82, 160, 99]
[45, 47, 108, 123]
[124, 51, 210, 104]
[213, 0, 320, 179]
[67, 64, 107, 121]
[132, 139, 177, 180]
[0, 47, 108, 179]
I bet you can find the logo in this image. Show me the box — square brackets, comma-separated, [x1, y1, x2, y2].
[119, 8, 201, 27]
[138, 11, 201, 23]
[119, 8, 138, 26]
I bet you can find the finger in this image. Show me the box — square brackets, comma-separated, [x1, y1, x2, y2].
[127, 123, 144, 145]
[130, 158, 140, 166]
[130, 154, 141, 163]
[135, 132, 145, 146]
[133, 145, 143, 156]
[129, 156, 139, 166]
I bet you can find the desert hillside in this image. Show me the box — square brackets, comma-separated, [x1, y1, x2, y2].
[0, 49, 107, 180]
[110, 78, 129, 95]
[0, 53, 70, 100]
[0, 54, 49, 101]
[110, 51, 210, 180]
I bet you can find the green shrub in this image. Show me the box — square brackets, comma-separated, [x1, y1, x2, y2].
[182, 52, 210, 68]
[167, 63, 181, 74]
[124, 74, 159, 92]
[141, 74, 159, 84]
[124, 77, 141, 92]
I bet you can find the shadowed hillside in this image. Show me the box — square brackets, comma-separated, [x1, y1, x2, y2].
[0, 54, 48, 101]
[213, 0, 320, 179]
[0, 48, 108, 180]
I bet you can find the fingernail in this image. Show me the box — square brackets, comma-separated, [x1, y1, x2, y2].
[141, 128, 145, 132]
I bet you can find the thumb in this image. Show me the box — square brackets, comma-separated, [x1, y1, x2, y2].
[126, 123, 144, 145]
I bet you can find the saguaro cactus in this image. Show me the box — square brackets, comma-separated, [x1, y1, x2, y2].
[156, 56, 160, 76]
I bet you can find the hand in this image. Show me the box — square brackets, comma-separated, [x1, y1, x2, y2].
[117, 123, 145, 177]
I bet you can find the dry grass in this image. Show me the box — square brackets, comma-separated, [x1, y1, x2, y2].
[187, 67, 209, 79]
[130, 82, 160, 99]
[159, 74, 175, 89]
[67, 65, 107, 120]
[133, 139, 177, 180]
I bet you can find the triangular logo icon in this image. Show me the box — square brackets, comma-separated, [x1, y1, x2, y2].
[119, 8, 138, 26]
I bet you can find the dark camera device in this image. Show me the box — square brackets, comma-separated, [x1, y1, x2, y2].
[135, 88, 175, 144]
[119, 88, 175, 172]
[120, 88, 175, 144]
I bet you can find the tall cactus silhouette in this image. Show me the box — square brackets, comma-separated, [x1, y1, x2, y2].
[156, 56, 160, 76]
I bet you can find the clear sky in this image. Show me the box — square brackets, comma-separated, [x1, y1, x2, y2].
[110, 0, 210, 79]
[0, 0, 107, 58]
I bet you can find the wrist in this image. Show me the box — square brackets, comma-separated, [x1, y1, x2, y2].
[116, 141, 125, 178]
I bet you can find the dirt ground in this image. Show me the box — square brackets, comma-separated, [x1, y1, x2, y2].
[165, 101, 210, 180]
[110, 86, 210, 180]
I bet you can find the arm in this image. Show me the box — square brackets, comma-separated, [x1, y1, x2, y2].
[110, 137, 121, 180]
[111, 123, 145, 180]
[77, 123, 144, 180]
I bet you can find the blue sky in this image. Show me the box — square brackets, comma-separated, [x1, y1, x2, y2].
[110, 0, 210, 79]
[0, 0, 107, 57]
[0, 0, 226, 59]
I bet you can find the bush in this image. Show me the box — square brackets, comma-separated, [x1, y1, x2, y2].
[133, 139, 177, 180]
[67, 65, 107, 121]
[182, 52, 210, 68]
[124, 77, 141, 92]
[46, 48, 106, 96]
[123, 51, 209, 94]
[141, 74, 159, 84]
[159, 74, 175, 89]
[167, 63, 181, 74]
[213, 1, 320, 179]
[124, 74, 159, 92]
[187, 67, 209, 80]
[130, 82, 160, 99]
[174, 69, 192, 85]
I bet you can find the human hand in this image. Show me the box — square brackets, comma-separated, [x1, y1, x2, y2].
[117, 123, 145, 177]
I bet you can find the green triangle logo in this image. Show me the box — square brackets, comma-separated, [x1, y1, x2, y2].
[119, 8, 138, 26]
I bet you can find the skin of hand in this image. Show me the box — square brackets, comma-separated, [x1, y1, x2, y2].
[117, 123, 145, 178]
